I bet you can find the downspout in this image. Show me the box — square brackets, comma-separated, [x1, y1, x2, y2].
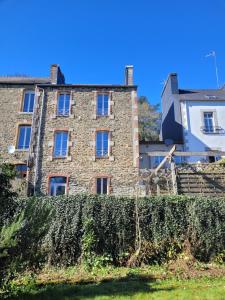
[26, 85, 38, 195]
[33, 87, 45, 195]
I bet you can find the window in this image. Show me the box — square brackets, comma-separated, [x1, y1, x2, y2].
[49, 176, 67, 196]
[96, 177, 108, 194]
[153, 156, 164, 167]
[17, 125, 31, 150]
[16, 164, 28, 178]
[22, 91, 35, 113]
[57, 93, 70, 116]
[96, 131, 109, 157]
[97, 94, 109, 116]
[173, 156, 183, 164]
[53, 131, 68, 157]
[203, 112, 214, 133]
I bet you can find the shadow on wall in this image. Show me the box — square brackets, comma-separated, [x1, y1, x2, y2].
[10, 274, 174, 300]
[162, 104, 183, 143]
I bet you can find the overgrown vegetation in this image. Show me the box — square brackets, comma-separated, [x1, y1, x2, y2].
[0, 179, 225, 298]
[1, 195, 224, 271]
[138, 96, 161, 141]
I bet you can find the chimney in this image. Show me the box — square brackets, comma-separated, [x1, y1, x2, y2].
[169, 73, 178, 94]
[125, 65, 134, 85]
[50, 64, 65, 84]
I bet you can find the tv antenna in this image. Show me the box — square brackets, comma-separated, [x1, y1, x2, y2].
[205, 50, 220, 88]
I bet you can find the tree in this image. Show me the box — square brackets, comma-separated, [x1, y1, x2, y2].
[138, 96, 161, 141]
[0, 163, 17, 227]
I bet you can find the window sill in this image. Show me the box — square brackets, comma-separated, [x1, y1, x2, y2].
[96, 115, 110, 118]
[18, 112, 33, 115]
[202, 132, 222, 135]
[51, 114, 75, 119]
[56, 115, 70, 118]
[15, 149, 29, 152]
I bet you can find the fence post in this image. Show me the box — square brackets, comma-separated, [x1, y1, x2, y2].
[171, 161, 178, 195]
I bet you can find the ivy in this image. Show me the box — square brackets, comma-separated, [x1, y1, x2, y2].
[0, 194, 224, 271]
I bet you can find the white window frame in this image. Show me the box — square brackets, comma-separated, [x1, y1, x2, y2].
[17, 125, 31, 150]
[96, 94, 109, 116]
[96, 131, 109, 158]
[53, 131, 69, 158]
[57, 93, 70, 116]
[22, 91, 35, 113]
[96, 177, 108, 194]
[50, 183, 67, 196]
[203, 112, 215, 133]
[49, 176, 68, 196]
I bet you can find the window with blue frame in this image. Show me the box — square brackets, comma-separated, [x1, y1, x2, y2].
[49, 176, 67, 196]
[97, 94, 109, 116]
[53, 131, 68, 157]
[17, 125, 31, 150]
[57, 93, 70, 116]
[22, 91, 35, 112]
[96, 131, 109, 157]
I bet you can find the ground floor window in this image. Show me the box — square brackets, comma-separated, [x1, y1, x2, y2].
[49, 176, 68, 196]
[96, 177, 108, 194]
[15, 164, 28, 178]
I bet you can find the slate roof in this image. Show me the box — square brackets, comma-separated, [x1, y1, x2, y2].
[178, 88, 225, 101]
[0, 77, 51, 84]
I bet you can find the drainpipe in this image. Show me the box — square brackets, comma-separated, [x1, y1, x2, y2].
[26, 86, 38, 195]
[33, 87, 45, 195]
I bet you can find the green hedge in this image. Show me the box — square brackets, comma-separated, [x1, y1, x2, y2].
[1, 194, 225, 269]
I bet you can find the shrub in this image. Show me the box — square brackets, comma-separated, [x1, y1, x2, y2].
[1, 194, 224, 270]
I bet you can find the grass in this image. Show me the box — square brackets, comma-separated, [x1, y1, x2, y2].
[3, 266, 225, 300]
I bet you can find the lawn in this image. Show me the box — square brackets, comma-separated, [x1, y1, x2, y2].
[5, 266, 225, 300]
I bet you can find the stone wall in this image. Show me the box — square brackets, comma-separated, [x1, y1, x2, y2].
[0, 84, 34, 165]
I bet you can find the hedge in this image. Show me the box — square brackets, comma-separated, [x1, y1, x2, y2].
[0, 194, 225, 270]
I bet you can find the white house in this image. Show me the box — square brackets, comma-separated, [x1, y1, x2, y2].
[140, 74, 225, 170]
[160, 73, 225, 163]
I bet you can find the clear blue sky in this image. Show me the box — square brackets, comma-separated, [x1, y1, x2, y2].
[1, 0, 225, 107]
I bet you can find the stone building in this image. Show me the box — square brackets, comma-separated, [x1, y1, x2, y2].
[0, 65, 139, 196]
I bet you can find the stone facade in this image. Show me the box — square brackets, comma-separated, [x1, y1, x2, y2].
[0, 65, 139, 197]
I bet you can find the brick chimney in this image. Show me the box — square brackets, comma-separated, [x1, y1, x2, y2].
[125, 65, 134, 85]
[50, 64, 65, 84]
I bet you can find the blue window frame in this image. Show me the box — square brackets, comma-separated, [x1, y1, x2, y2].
[97, 94, 109, 116]
[96, 177, 108, 194]
[53, 131, 68, 157]
[49, 176, 67, 196]
[23, 91, 35, 112]
[96, 131, 109, 157]
[57, 93, 70, 116]
[17, 125, 31, 150]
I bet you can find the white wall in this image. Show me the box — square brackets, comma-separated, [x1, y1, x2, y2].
[181, 100, 225, 162]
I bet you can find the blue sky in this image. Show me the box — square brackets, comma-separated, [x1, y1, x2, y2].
[0, 0, 225, 107]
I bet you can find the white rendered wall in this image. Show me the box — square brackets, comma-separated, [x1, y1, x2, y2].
[181, 100, 225, 162]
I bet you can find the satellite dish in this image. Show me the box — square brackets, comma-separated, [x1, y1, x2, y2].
[8, 145, 15, 154]
[164, 139, 174, 146]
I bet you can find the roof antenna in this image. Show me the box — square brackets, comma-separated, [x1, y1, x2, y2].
[205, 51, 220, 88]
